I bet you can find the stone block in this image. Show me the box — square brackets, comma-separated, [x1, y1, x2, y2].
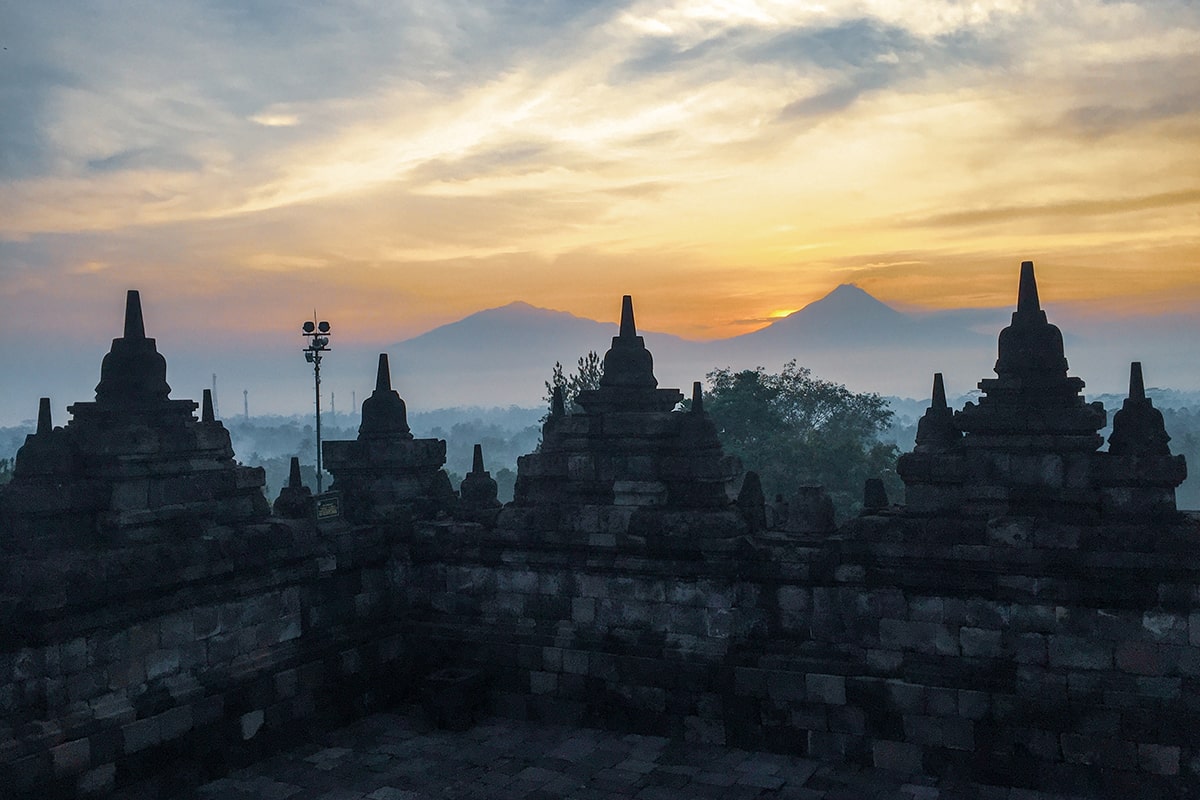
[961, 627, 1003, 659]
[240, 709, 264, 740]
[1115, 642, 1164, 676]
[158, 705, 193, 741]
[684, 715, 725, 745]
[51, 737, 91, 777]
[885, 681, 925, 713]
[766, 670, 805, 702]
[562, 650, 589, 675]
[925, 687, 957, 717]
[1142, 612, 1188, 644]
[828, 706, 865, 735]
[530, 671, 557, 695]
[122, 716, 161, 753]
[1139, 743, 1180, 775]
[1048, 636, 1112, 670]
[734, 667, 767, 697]
[908, 596, 944, 622]
[872, 740, 924, 773]
[1013, 633, 1047, 665]
[62, 637, 89, 673]
[159, 613, 195, 648]
[146, 648, 181, 680]
[67, 668, 107, 703]
[958, 690, 990, 720]
[880, 619, 958, 656]
[806, 673, 846, 705]
[903, 714, 944, 747]
[77, 762, 116, 796]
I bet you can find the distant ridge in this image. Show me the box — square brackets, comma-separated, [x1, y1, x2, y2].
[740, 284, 931, 346]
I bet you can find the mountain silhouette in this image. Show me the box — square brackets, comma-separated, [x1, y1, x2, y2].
[742, 283, 942, 347]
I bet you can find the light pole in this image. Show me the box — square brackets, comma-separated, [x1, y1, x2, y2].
[301, 316, 332, 492]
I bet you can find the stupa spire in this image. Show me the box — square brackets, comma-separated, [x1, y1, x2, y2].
[202, 389, 215, 423]
[691, 381, 704, 414]
[931, 373, 947, 409]
[1016, 260, 1040, 315]
[123, 290, 147, 339]
[1129, 361, 1146, 402]
[619, 294, 637, 338]
[472, 443, 485, 474]
[37, 398, 52, 435]
[551, 386, 566, 417]
[375, 354, 392, 392]
[288, 456, 303, 489]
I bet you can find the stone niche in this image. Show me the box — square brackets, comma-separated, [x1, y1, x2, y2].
[323, 353, 456, 524]
[505, 295, 744, 540]
[0, 290, 268, 546]
[898, 261, 1186, 522]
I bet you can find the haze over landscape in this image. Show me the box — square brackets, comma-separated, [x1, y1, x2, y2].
[2, 1, 1198, 425]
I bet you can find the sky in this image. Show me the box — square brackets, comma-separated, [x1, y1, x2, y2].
[2, 1, 1199, 421]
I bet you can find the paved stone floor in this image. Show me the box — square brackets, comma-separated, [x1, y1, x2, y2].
[180, 710, 1092, 800]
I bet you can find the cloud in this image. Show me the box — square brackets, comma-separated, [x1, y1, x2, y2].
[908, 189, 1200, 229]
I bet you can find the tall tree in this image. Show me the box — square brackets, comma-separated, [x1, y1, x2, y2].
[705, 360, 899, 517]
[544, 351, 603, 414]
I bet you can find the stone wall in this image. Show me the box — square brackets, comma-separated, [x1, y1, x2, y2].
[0, 520, 412, 799]
[404, 511, 1200, 797]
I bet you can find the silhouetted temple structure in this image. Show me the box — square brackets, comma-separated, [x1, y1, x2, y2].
[323, 353, 456, 523]
[899, 261, 1186, 520]
[2, 290, 268, 546]
[2, 273, 1198, 799]
[510, 295, 743, 532]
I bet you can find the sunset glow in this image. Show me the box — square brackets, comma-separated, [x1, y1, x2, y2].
[2, 1, 1199, 419]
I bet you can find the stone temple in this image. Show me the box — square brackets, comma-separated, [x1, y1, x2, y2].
[899, 261, 1187, 521]
[1, 271, 1198, 799]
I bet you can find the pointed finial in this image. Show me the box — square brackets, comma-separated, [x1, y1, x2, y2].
[931, 373, 947, 409]
[201, 389, 215, 422]
[1016, 261, 1040, 314]
[472, 443, 485, 474]
[619, 295, 637, 338]
[691, 381, 704, 413]
[375, 353, 392, 393]
[551, 385, 566, 416]
[1129, 361, 1145, 402]
[123, 289, 146, 339]
[37, 397, 52, 435]
[288, 456, 303, 488]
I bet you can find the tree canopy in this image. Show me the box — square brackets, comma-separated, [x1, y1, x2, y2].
[704, 360, 899, 517]
[544, 350, 603, 414]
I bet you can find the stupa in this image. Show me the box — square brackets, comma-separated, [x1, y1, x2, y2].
[323, 354, 456, 523]
[898, 262, 1186, 521]
[1, 290, 269, 544]
[509, 296, 742, 535]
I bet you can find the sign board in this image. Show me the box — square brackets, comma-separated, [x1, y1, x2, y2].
[315, 491, 342, 521]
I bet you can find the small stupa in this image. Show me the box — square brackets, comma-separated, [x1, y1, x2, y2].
[273, 456, 315, 519]
[323, 354, 456, 523]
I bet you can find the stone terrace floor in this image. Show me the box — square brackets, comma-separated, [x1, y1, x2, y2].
[169, 709, 1095, 800]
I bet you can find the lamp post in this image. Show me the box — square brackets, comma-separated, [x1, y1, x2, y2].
[301, 316, 332, 492]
